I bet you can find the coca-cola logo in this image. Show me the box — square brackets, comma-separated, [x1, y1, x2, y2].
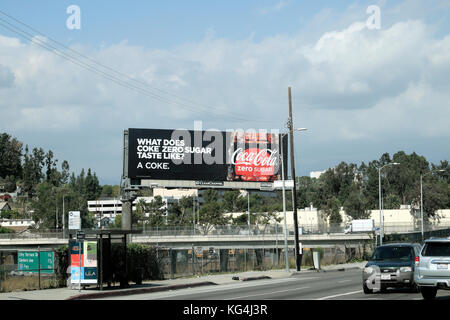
[232, 148, 278, 178]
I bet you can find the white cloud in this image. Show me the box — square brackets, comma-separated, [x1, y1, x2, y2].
[0, 64, 15, 88]
[0, 3, 449, 182]
[259, 1, 288, 15]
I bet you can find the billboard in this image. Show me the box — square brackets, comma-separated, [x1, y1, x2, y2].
[70, 240, 98, 285]
[127, 128, 288, 184]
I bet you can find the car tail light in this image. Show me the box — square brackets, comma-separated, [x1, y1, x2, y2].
[415, 256, 420, 267]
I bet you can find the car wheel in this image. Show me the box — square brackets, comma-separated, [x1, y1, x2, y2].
[420, 287, 437, 300]
[409, 283, 419, 293]
[363, 282, 373, 294]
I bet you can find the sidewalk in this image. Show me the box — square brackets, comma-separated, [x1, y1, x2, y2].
[0, 261, 366, 300]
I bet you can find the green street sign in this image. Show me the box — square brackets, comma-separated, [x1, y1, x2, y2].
[18, 251, 54, 274]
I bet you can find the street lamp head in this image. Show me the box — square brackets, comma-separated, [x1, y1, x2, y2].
[295, 128, 307, 132]
[392, 162, 400, 165]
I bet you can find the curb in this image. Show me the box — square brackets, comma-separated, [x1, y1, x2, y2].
[239, 276, 271, 281]
[66, 281, 217, 300]
[290, 266, 364, 275]
[318, 266, 364, 273]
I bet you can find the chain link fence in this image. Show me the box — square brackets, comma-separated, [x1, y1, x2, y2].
[0, 251, 61, 293]
[154, 241, 374, 279]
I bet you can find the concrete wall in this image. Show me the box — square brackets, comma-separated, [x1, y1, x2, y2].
[230, 208, 450, 227]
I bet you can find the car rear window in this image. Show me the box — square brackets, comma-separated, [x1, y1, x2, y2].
[371, 246, 414, 261]
[422, 242, 450, 257]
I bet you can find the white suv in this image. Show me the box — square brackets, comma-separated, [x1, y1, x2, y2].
[414, 237, 450, 300]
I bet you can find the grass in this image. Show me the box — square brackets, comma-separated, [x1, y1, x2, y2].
[0, 275, 60, 293]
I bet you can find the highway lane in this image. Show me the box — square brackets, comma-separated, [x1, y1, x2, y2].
[98, 269, 450, 300]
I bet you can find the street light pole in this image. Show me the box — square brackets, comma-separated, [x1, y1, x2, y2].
[247, 190, 251, 235]
[62, 196, 65, 239]
[378, 162, 400, 246]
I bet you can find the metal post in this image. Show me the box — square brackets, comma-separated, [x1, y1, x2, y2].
[0, 252, 3, 292]
[78, 241, 81, 292]
[193, 197, 195, 236]
[248, 191, 251, 235]
[378, 168, 383, 246]
[420, 174, 424, 242]
[281, 133, 289, 272]
[38, 246, 41, 290]
[99, 234, 103, 291]
[62, 196, 65, 239]
[288, 87, 301, 271]
[378, 162, 400, 246]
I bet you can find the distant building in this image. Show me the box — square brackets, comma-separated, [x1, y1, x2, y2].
[310, 171, 326, 179]
[0, 201, 12, 213]
[88, 189, 199, 227]
[0, 178, 7, 193]
[0, 219, 35, 232]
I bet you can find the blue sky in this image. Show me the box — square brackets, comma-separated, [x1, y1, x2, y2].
[1, 1, 357, 47]
[0, 1, 449, 185]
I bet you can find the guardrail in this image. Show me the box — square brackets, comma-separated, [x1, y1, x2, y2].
[1, 223, 450, 240]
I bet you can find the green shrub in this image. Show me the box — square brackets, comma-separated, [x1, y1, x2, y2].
[111, 243, 164, 285]
[54, 245, 69, 286]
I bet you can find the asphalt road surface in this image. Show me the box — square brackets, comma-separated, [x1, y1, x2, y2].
[98, 269, 450, 300]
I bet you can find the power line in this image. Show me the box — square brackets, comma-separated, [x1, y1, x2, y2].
[0, 10, 273, 124]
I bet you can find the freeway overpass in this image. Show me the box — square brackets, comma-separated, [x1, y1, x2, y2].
[0, 232, 371, 251]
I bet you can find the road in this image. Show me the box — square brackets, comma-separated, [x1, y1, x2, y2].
[96, 269, 450, 300]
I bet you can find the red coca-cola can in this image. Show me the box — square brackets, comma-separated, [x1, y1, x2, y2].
[227, 132, 280, 182]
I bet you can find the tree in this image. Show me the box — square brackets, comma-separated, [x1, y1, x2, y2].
[138, 196, 166, 227]
[22, 146, 45, 197]
[343, 186, 371, 219]
[199, 200, 230, 234]
[390, 151, 429, 204]
[222, 190, 246, 212]
[167, 196, 194, 226]
[0, 132, 23, 179]
[60, 160, 70, 185]
[45, 150, 58, 184]
[134, 198, 148, 227]
[322, 196, 342, 224]
[412, 181, 449, 220]
[384, 194, 401, 210]
[85, 169, 101, 200]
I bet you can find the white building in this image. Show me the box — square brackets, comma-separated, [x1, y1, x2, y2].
[310, 171, 326, 179]
[88, 188, 199, 227]
[0, 219, 35, 232]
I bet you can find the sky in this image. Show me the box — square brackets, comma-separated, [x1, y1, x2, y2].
[0, 0, 449, 185]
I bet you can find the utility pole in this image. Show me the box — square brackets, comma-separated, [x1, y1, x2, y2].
[193, 196, 196, 236]
[288, 87, 301, 271]
[248, 190, 251, 235]
[62, 196, 65, 238]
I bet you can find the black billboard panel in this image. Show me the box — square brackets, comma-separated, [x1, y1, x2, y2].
[127, 128, 288, 183]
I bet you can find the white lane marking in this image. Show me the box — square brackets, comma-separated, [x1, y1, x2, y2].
[120, 276, 320, 300]
[225, 286, 310, 300]
[316, 290, 363, 300]
[337, 280, 352, 283]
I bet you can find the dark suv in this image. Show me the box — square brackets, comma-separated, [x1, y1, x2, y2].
[363, 243, 422, 293]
